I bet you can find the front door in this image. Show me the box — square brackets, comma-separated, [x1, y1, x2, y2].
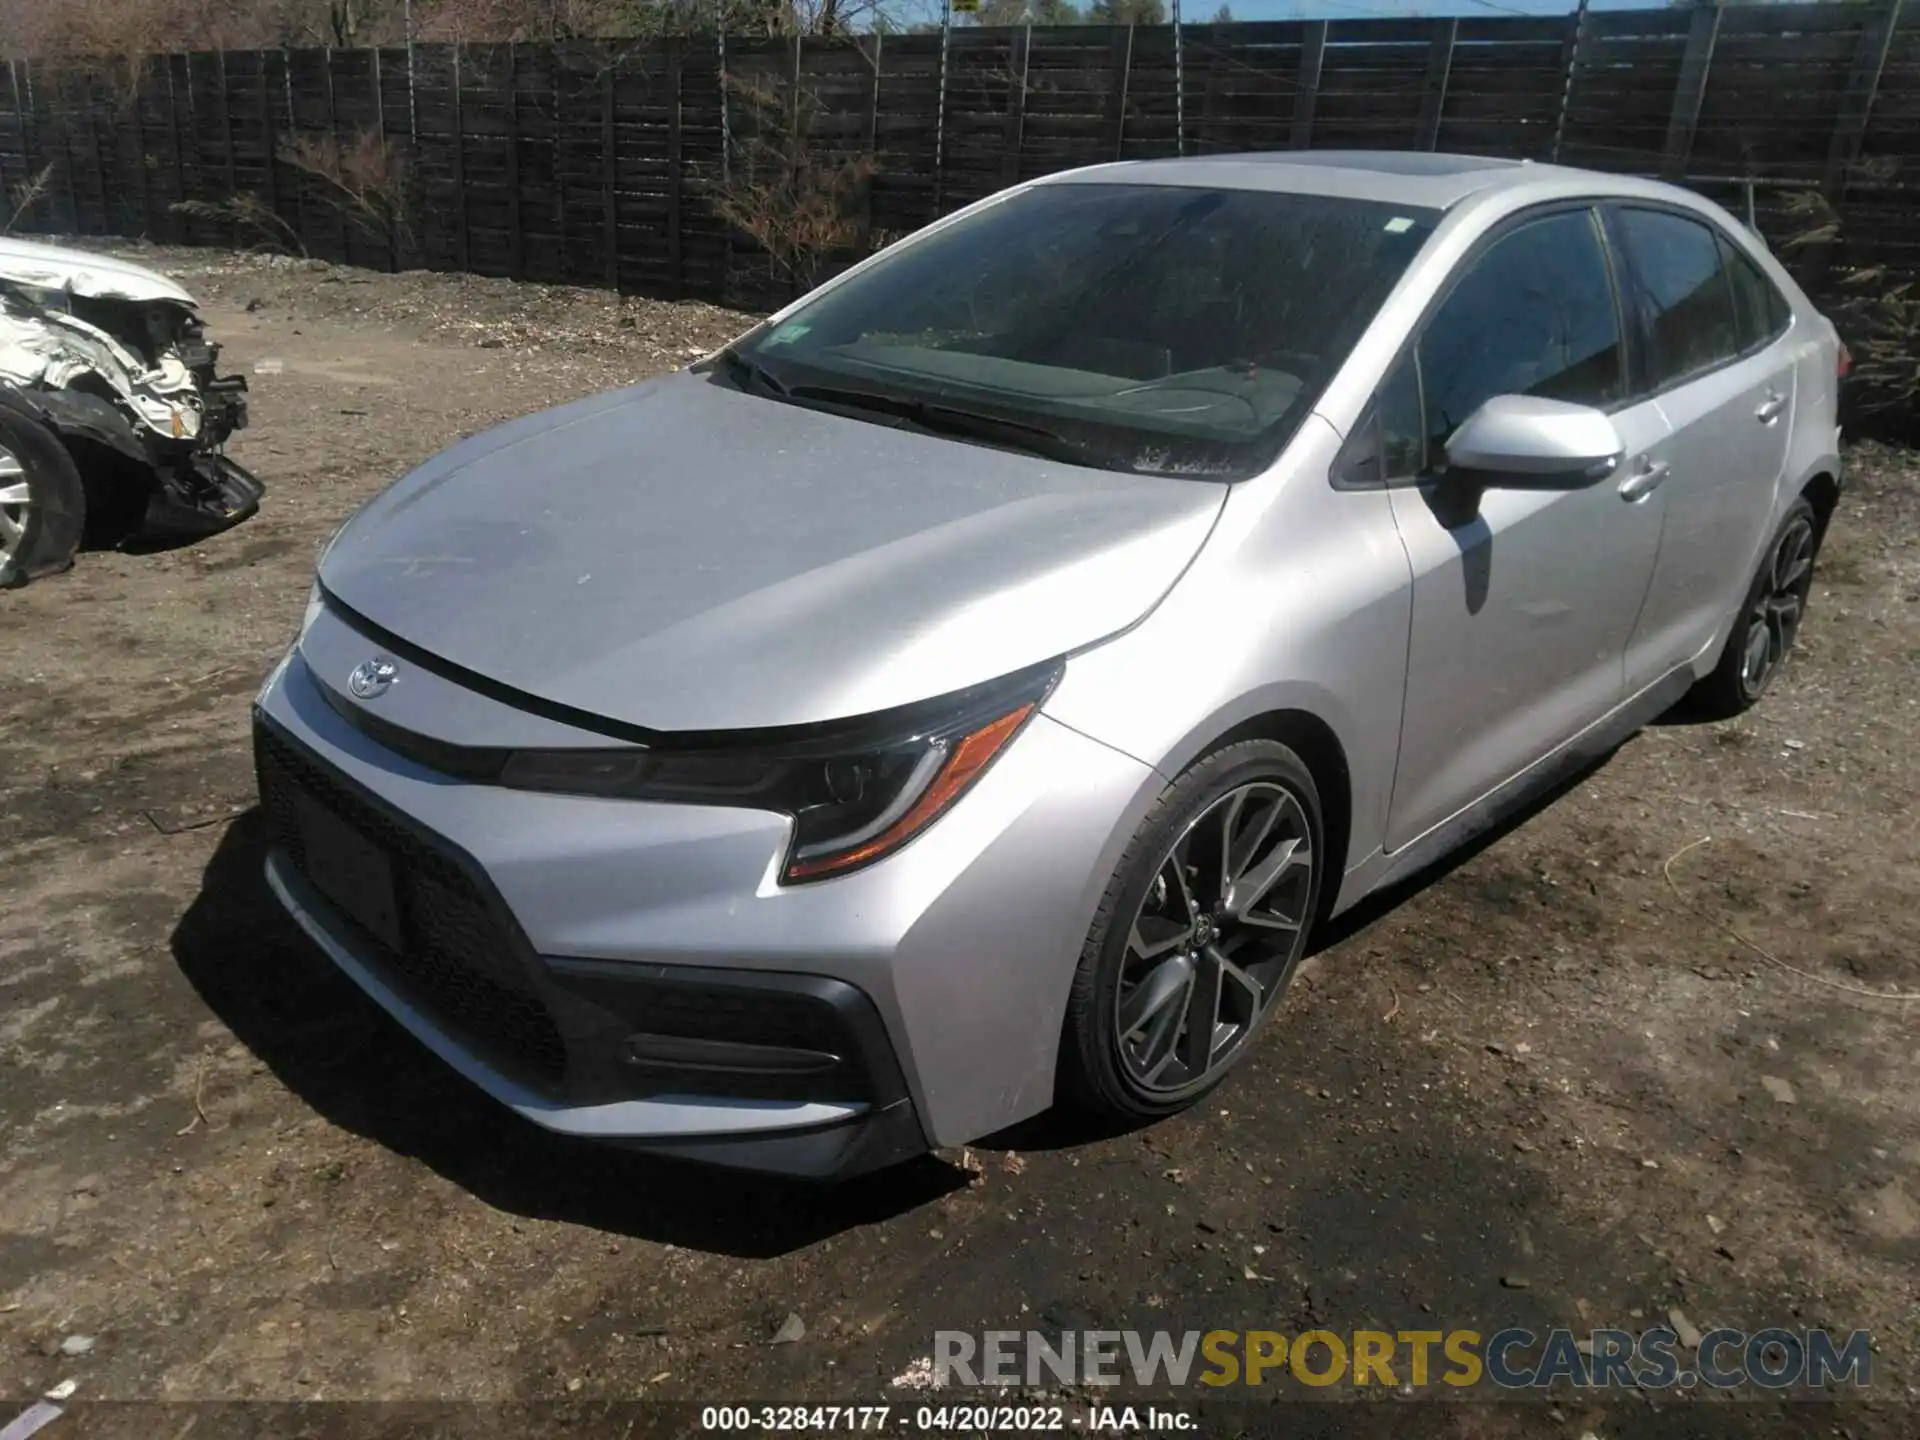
[1382, 206, 1670, 853]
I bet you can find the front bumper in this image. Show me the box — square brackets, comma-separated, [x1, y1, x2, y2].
[252, 620, 1157, 1177]
[256, 711, 926, 1178]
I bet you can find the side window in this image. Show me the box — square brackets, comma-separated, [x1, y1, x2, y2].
[1615, 208, 1744, 388]
[1417, 209, 1624, 459]
[1720, 233, 1792, 351]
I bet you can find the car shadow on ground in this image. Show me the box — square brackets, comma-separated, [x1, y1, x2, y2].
[977, 747, 1622, 1158]
[1308, 747, 1616, 954]
[173, 743, 1628, 1234]
[170, 810, 970, 1259]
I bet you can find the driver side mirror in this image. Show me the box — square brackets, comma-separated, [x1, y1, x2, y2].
[1442, 395, 1625, 490]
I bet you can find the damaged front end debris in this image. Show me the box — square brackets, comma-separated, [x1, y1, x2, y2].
[0, 238, 262, 586]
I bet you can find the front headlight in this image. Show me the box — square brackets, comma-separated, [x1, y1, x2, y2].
[299, 579, 325, 638]
[499, 661, 1061, 884]
[256, 581, 325, 705]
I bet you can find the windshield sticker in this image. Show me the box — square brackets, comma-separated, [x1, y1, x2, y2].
[1384, 216, 1416, 234]
[765, 322, 811, 346]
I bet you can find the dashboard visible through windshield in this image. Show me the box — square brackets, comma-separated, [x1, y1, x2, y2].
[721, 181, 1439, 479]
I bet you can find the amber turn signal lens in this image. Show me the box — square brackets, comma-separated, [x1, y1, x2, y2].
[784, 703, 1038, 881]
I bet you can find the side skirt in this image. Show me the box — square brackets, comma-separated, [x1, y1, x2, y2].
[1336, 663, 1697, 911]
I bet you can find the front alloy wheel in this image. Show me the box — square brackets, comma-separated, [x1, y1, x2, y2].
[0, 445, 29, 575]
[0, 411, 87, 588]
[1062, 739, 1324, 1120]
[1115, 782, 1313, 1094]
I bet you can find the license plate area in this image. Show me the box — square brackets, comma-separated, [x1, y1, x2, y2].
[297, 795, 403, 952]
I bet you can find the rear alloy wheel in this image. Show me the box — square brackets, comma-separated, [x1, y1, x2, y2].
[1061, 740, 1324, 1120]
[1686, 496, 1820, 719]
[1737, 507, 1817, 702]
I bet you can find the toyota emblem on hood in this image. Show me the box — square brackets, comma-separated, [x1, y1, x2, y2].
[348, 657, 399, 699]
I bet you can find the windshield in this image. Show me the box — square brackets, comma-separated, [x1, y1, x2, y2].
[725, 182, 1438, 479]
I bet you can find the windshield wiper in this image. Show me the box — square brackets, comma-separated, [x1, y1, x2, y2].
[715, 347, 790, 397]
[781, 381, 1107, 469]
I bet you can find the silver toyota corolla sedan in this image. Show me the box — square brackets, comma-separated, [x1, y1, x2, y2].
[253, 152, 1843, 1178]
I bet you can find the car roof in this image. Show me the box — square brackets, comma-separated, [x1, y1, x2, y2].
[1041, 150, 1644, 211]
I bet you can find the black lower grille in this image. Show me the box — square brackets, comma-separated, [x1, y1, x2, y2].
[545, 962, 913, 1107]
[255, 721, 567, 1086]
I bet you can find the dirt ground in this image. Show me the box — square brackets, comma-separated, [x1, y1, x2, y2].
[1, 244, 1917, 1433]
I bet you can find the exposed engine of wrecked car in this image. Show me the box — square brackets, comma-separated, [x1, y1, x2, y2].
[0, 238, 262, 586]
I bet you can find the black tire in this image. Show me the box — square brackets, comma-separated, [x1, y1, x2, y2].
[1685, 496, 1820, 721]
[0, 404, 87, 588]
[1059, 738, 1325, 1122]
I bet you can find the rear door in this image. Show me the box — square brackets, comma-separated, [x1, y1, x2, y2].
[1607, 205, 1798, 691]
[1378, 205, 1671, 853]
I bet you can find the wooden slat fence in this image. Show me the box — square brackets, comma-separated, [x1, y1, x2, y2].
[0, 1, 1914, 306]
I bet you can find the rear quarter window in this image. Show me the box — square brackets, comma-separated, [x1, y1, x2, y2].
[1719, 234, 1793, 351]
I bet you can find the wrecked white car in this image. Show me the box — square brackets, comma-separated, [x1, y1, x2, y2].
[0, 238, 260, 586]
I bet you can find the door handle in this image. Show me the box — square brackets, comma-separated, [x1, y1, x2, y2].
[1756, 393, 1787, 424]
[1618, 460, 1669, 503]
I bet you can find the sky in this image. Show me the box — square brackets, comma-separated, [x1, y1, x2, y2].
[1171, 0, 1672, 20]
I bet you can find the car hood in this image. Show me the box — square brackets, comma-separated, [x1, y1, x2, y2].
[0, 238, 197, 306]
[319, 372, 1227, 733]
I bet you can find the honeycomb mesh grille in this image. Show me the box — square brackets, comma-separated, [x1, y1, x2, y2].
[255, 722, 568, 1087]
